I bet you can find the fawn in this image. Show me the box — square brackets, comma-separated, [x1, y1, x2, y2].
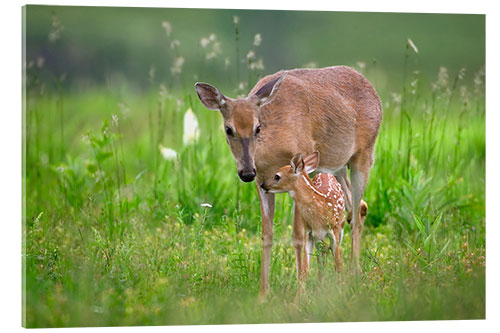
[261, 151, 368, 294]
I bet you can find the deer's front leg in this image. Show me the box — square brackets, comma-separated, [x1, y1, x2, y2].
[292, 207, 307, 302]
[257, 184, 275, 298]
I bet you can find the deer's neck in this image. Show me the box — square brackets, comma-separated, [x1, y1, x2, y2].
[290, 172, 328, 206]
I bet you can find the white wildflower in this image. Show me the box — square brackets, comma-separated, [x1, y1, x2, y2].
[391, 92, 402, 104]
[356, 61, 366, 71]
[238, 81, 247, 91]
[432, 66, 452, 97]
[458, 67, 466, 80]
[202, 34, 221, 60]
[183, 108, 200, 145]
[36, 57, 45, 68]
[170, 57, 184, 76]
[407, 38, 419, 54]
[432, 66, 449, 92]
[233, 16, 239, 25]
[473, 68, 485, 95]
[246, 50, 255, 60]
[224, 57, 231, 69]
[254, 58, 264, 71]
[159, 144, 177, 160]
[162, 21, 172, 37]
[200, 203, 212, 208]
[253, 33, 262, 47]
[303, 62, 317, 68]
[159, 84, 168, 98]
[250, 58, 264, 71]
[170, 40, 180, 49]
[200, 37, 210, 48]
[410, 78, 418, 95]
[111, 114, 119, 127]
[438, 67, 449, 86]
[460, 85, 469, 106]
[206, 41, 221, 60]
[48, 13, 64, 43]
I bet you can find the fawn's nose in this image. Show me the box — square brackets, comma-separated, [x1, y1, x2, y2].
[260, 182, 269, 192]
[238, 168, 256, 182]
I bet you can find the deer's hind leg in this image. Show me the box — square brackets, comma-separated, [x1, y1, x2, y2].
[348, 147, 374, 273]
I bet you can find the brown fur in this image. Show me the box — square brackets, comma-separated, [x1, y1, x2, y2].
[263, 152, 345, 273]
[195, 65, 382, 297]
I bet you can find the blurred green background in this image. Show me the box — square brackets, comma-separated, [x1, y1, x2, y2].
[25, 5, 484, 94]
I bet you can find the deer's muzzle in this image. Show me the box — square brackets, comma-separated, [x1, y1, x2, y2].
[238, 168, 256, 182]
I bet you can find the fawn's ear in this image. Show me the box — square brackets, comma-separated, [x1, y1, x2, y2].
[291, 153, 304, 174]
[253, 72, 287, 107]
[303, 151, 320, 174]
[195, 82, 227, 111]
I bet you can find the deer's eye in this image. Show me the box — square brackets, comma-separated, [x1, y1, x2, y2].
[255, 125, 261, 135]
[274, 174, 281, 182]
[225, 126, 234, 136]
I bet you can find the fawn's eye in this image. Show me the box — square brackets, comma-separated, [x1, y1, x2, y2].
[225, 126, 234, 136]
[274, 174, 281, 182]
[255, 125, 261, 135]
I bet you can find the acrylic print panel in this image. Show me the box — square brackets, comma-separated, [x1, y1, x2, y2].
[22, 4, 485, 328]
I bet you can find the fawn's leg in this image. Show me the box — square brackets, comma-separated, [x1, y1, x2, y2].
[316, 248, 326, 281]
[257, 184, 275, 298]
[333, 228, 343, 272]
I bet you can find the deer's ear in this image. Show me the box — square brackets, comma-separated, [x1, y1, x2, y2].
[195, 82, 227, 110]
[291, 153, 304, 174]
[304, 151, 320, 174]
[253, 72, 287, 107]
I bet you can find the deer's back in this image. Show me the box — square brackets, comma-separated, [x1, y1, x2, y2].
[253, 66, 382, 180]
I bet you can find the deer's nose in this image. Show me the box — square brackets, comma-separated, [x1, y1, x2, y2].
[260, 182, 268, 191]
[238, 168, 256, 182]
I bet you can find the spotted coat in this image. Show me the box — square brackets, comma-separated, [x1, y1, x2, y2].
[311, 173, 345, 229]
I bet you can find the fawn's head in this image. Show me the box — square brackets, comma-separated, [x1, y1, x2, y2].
[261, 151, 320, 193]
[195, 73, 287, 182]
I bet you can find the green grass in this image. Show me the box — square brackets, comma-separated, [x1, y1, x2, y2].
[23, 62, 485, 327]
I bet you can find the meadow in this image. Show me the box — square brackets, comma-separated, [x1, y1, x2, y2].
[23, 8, 485, 328]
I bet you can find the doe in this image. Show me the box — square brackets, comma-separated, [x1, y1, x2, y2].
[195, 66, 382, 296]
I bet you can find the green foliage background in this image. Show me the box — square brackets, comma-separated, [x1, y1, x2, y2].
[23, 5, 485, 327]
